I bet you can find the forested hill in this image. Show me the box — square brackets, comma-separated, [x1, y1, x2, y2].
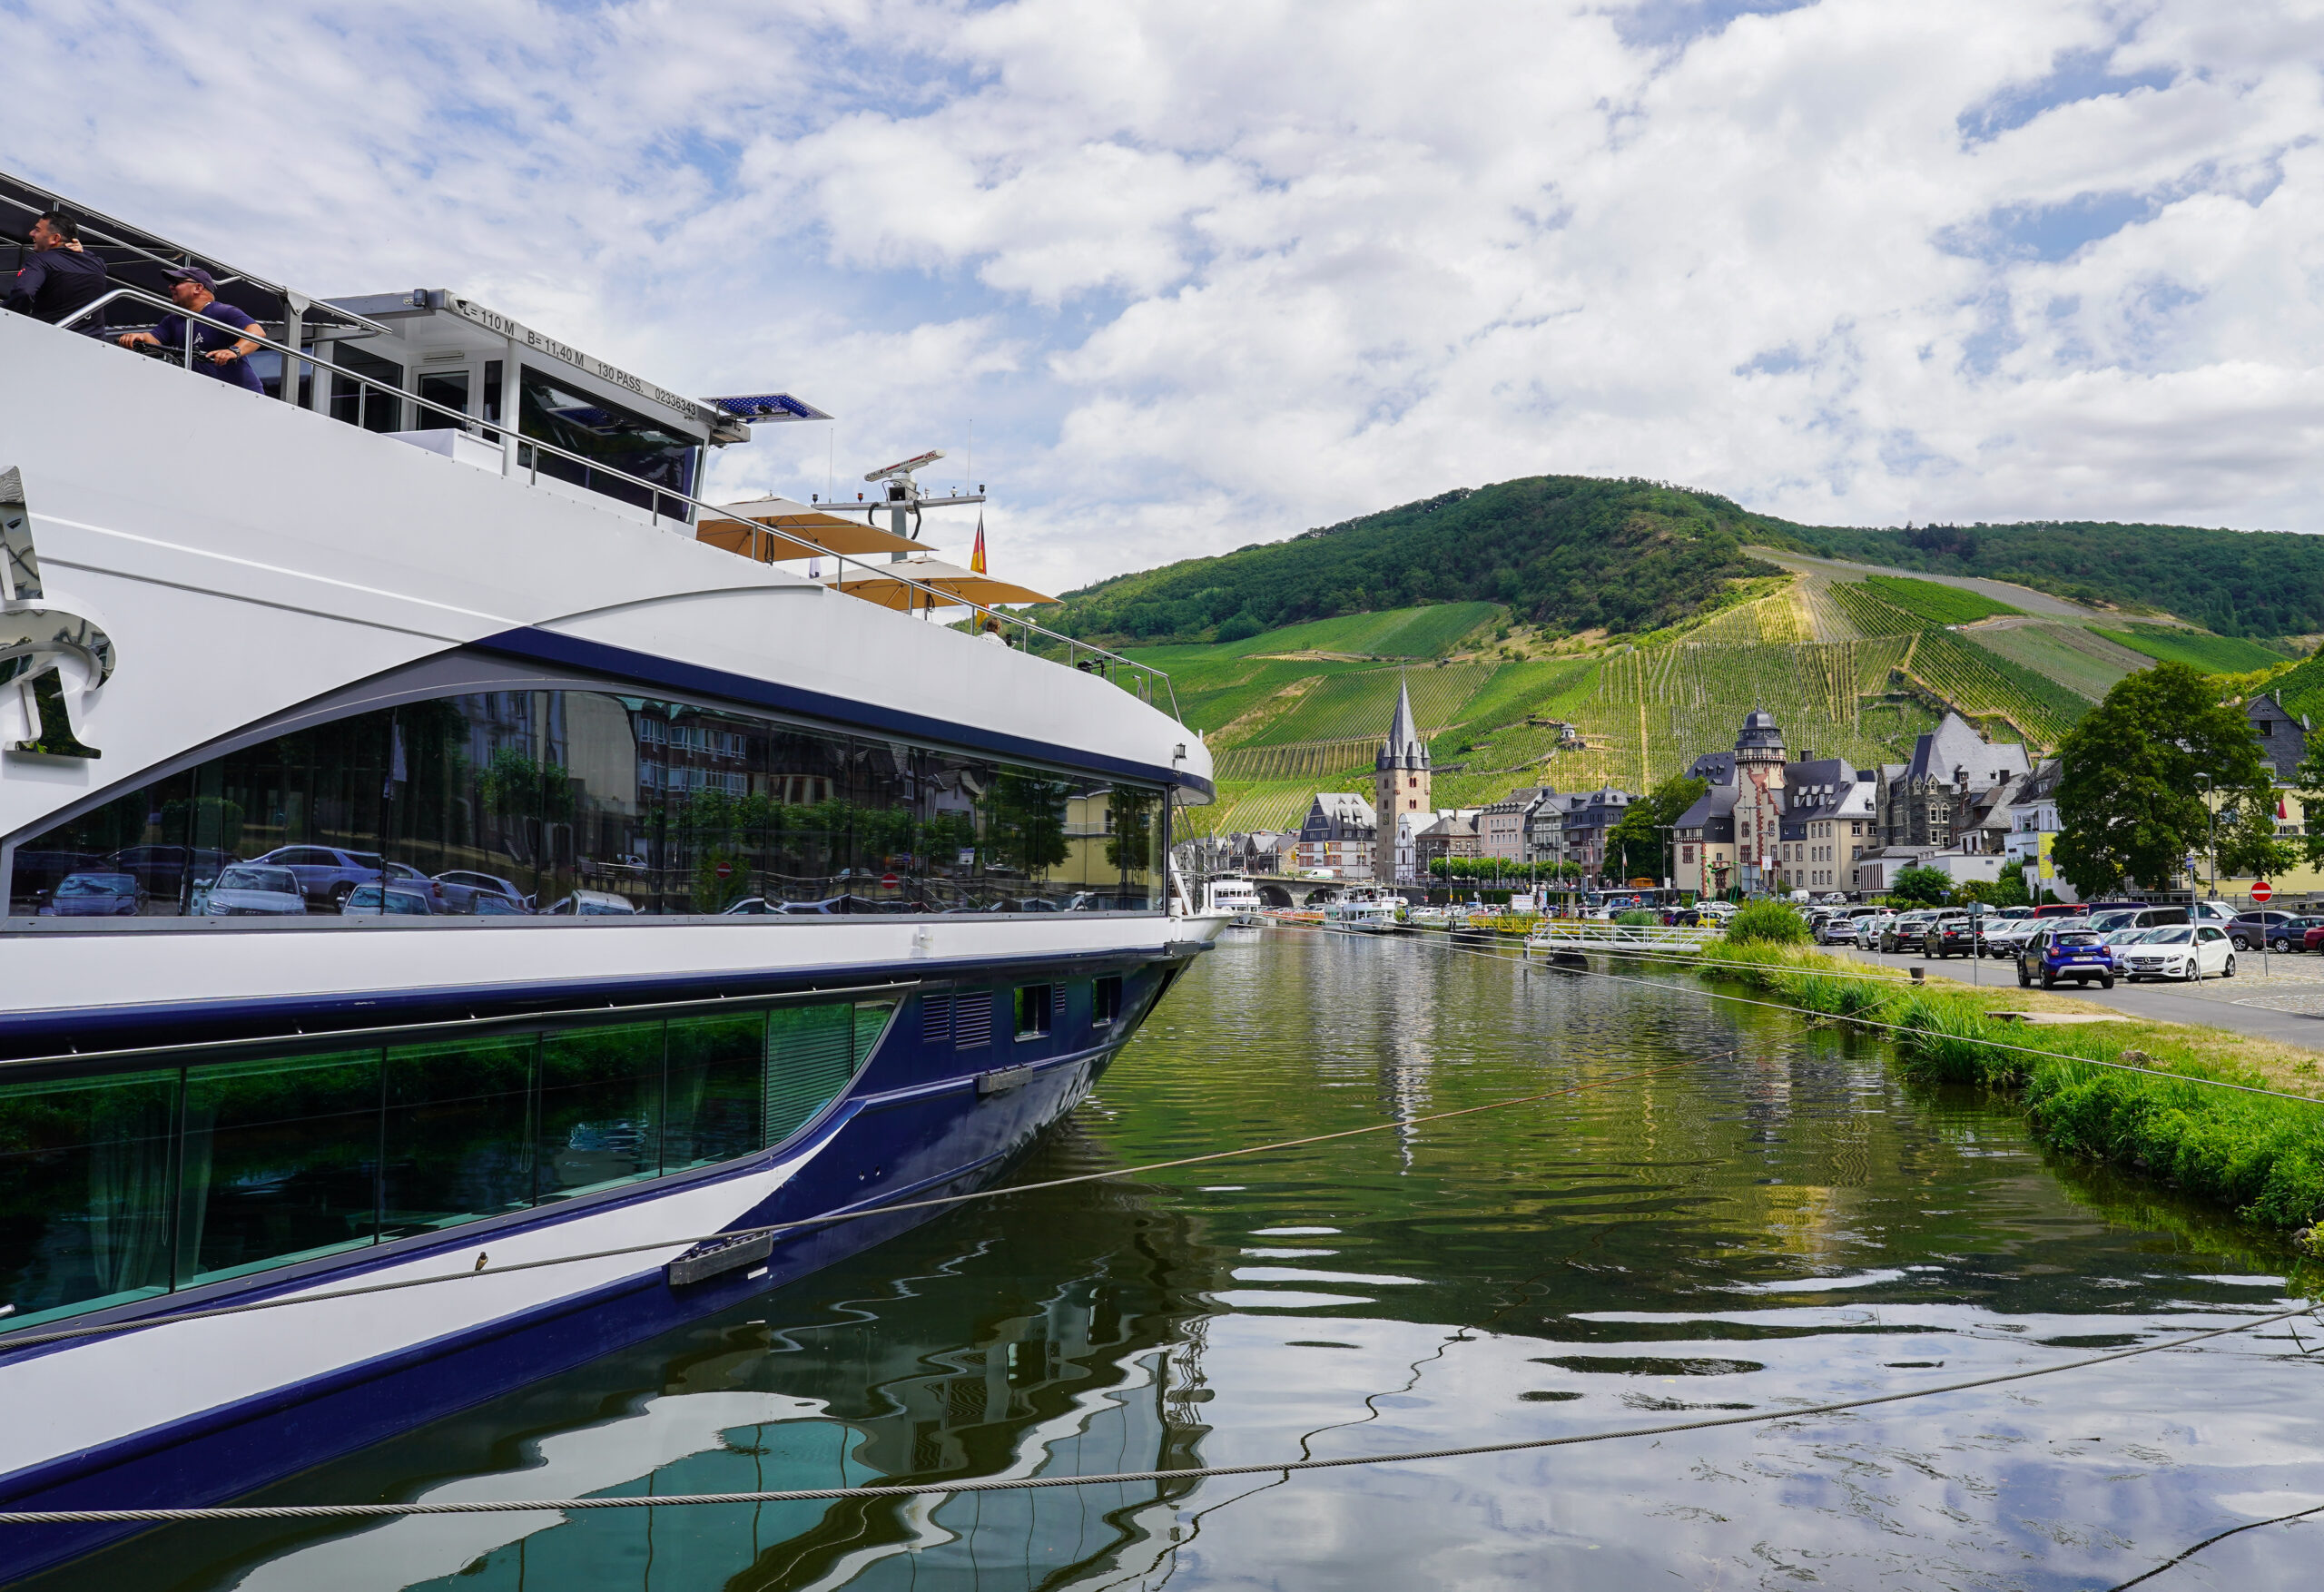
[1053, 474, 2324, 646]
[1774, 521, 2324, 639]
[1056, 477, 1784, 644]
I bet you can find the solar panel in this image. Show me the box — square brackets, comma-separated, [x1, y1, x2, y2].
[703, 393, 833, 423]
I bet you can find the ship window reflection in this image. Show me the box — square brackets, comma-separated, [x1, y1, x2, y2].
[0, 1069, 178, 1328]
[6, 688, 1167, 920]
[537, 1024, 663, 1202]
[0, 992, 908, 1329]
[380, 1035, 539, 1237]
[178, 1050, 380, 1286]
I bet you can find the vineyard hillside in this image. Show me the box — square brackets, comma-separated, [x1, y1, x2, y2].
[2093, 624, 2289, 674]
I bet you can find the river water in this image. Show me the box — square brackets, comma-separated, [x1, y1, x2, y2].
[30, 928, 2324, 1592]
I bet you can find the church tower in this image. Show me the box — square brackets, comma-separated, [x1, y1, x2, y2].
[1376, 673, 1432, 881]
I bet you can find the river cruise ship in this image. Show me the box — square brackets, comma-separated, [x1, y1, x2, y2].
[0, 172, 1222, 1578]
[1322, 887, 1403, 932]
[1200, 873, 1263, 926]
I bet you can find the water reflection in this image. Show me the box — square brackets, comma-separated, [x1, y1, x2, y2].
[28, 929, 2324, 1591]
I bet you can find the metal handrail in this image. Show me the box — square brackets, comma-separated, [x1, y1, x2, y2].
[50, 284, 1181, 720]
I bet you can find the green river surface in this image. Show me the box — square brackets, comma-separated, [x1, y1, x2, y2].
[31, 928, 2324, 1592]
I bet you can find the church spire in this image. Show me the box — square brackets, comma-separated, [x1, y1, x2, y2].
[1378, 671, 1428, 771]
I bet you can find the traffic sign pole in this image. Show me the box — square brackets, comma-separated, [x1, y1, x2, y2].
[2254, 880, 2274, 978]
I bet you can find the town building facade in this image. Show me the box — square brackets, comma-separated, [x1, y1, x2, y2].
[1294, 792, 1376, 879]
[1374, 676, 1433, 881]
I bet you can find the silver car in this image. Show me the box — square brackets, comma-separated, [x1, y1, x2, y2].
[201, 864, 309, 917]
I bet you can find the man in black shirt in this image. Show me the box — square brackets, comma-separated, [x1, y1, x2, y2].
[3, 213, 109, 327]
[117, 267, 266, 394]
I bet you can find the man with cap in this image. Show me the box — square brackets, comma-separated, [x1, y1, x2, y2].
[4, 212, 109, 326]
[117, 267, 267, 394]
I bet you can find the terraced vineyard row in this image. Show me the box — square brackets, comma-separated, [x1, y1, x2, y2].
[1241, 661, 1496, 746]
[1966, 622, 2142, 702]
[1825, 581, 1924, 637]
[1904, 628, 2089, 747]
[1214, 736, 1382, 781]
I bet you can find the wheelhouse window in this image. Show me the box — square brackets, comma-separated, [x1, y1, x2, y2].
[7, 687, 1168, 919]
[518, 367, 697, 520]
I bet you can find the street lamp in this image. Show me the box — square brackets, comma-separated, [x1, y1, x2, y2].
[2195, 772, 2217, 899]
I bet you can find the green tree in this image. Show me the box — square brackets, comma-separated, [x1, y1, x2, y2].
[1725, 899, 1807, 945]
[1887, 865, 1950, 906]
[2053, 662, 2288, 897]
[1603, 774, 1709, 882]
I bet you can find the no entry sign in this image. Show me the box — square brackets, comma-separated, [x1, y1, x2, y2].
[2251, 880, 2274, 904]
[714, 861, 733, 880]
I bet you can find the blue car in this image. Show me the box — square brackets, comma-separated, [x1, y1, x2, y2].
[250, 845, 389, 910]
[2016, 927, 2116, 989]
[38, 871, 143, 916]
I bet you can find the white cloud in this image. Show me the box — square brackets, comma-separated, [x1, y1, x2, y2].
[5, 0, 2323, 598]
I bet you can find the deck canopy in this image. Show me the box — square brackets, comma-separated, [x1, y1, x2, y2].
[829, 556, 1059, 613]
[696, 496, 931, 561]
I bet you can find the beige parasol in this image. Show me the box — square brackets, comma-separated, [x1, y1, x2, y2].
[695, 495, 931, 563]
[826, 556, 1059, 614]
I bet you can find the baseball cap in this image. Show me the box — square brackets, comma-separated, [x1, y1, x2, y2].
[161, 265, 220, 291]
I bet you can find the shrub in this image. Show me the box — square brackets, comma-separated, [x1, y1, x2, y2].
[1725, 899, 1807, 945]
[1615, 909, 1659, 926]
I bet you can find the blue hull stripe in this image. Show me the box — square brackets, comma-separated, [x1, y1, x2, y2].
[471, 627, 1216, 801]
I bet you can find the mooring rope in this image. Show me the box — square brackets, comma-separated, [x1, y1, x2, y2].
[0, 1055, 1709, 1353]
[2, 1303, 2306, 1524]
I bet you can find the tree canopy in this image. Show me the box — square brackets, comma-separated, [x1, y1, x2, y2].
[1886, 865, 1950, 906]
[1606, 773, 1710, 881]
[1056, 477, 1783, 644]
[1781, 521, 2324, 639]
[2053, 662, 2289, 897]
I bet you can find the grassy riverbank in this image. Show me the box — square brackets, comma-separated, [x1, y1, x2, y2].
[1678, 941, 2324, 1238]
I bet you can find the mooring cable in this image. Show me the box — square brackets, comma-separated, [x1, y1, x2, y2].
[2, 1302, 2308, 1524]
[0, 1056, 1709, 1353]
[1280, 921, 2324, 1106]
[2102, 1498, 2324, 1590]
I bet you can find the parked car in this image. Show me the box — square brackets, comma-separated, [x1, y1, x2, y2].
[200, 864, 309, 917]
[249, 845, 390, 910]
[342, 881, 436, 915]
[434, 870, 533, 913]
[2016, 927, 2118, 989]
[2273, 914, 2324, 951]
[2116, 924, 2235, 983]
[470, 891, 527, 915]
[107, 844, 230, 900]
[1880, 910, 1938, 953]
[1922, 916, 1980, 958]
[37, 871, 143, 917]
[1856, 909, 1896, 948]
[2226, 910, 2308, 952]
[1815, 914, 1859, 945]
[1982, 916, 2042, 958]
[545, 889, 639, 916]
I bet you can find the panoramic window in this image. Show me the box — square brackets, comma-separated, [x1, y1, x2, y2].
[0, 996, 892, 1330]
[518, 366, 697, 519]
[7, 688, 1166, 920]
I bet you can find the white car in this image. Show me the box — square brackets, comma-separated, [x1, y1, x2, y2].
[2116, 925, 2236, 982]
[545, 889, 639, 916]
[199, 863, 309, 917]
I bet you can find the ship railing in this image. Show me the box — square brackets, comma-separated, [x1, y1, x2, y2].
[52, 285, 1183, 721]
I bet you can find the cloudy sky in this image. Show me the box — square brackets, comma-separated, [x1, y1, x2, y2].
[6, 0, 2322, 593]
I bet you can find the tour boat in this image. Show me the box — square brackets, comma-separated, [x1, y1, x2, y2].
[1322, 887, 1403, 932]
[0, 172, 1224, 1579]
[1200, 873, 1264, 926]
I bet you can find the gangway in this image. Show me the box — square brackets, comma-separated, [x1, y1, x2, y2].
[1524, 921, 1720, 954]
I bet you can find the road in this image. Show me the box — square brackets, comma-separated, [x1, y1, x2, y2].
[1827, 941, 2324, 1054]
